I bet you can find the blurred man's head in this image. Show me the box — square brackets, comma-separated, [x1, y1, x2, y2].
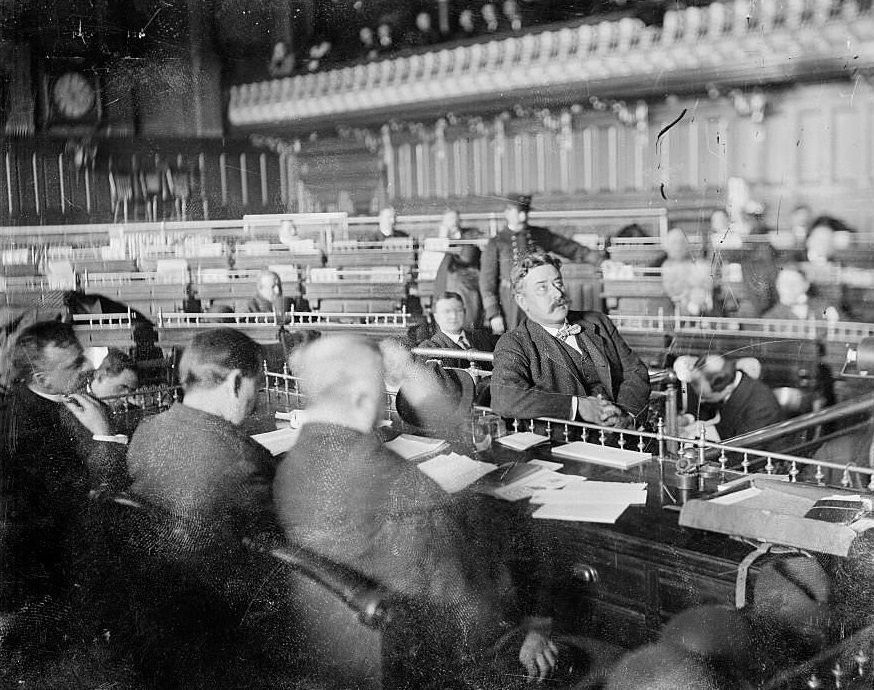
[806, 219, 837, 262]
[504, 193, 531, 232]
[433, 292, 466, 336]
[663, 227, 691, 262]
[179, 328, 262, 425]
[710, 209, 729, 233]
[91, 349, 138, 407]
[256, 270, 283, 302]
[378, 207, 397, 236]
[416, 11, 432, 31]
[439, 209, 461, 239]
[791, 204, 812, 230]
[293, 335, 385, 433]
[690, 355, 738, 404]
[512, 252, 567, 328]
[775, 266, 810, 306]
[13, 321, 89, 395]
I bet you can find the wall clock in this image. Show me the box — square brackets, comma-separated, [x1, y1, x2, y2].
[51, 71, 97, 120]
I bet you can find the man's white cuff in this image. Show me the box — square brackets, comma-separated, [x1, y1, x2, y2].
[93, 434, 128, 445]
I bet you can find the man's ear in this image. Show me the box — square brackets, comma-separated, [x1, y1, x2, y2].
[514, 291, 526, 311]
[226, 369, 243, 396]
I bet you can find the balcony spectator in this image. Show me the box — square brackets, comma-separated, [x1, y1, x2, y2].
[359, 26, 378, 60]
[458, 8, 477, 36]
[376, 21, 394, 54]
[306, 39, 332, 72]
[406, 11, 441, 46]
[503, 0, 523, 30]
[482, 2, 501, 31]
[267, 40, 294, 78]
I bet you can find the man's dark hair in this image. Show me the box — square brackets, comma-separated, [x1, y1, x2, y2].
[510, 251, 562, 293]
[12, 321, 80, 384]
[808, 215, 853, 237]
[99, 348, 137, 377]
[179, 328, 262, 391]
[435, 291, 465, 307]
[614, 223, 649, 239]
[694, 355, 737, 393]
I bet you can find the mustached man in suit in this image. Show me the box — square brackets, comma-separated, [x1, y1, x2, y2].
[491, 252, 650, 427]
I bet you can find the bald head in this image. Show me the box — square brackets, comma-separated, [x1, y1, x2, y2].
[256, 270, 282, 302]
[293, 335, 385, 432]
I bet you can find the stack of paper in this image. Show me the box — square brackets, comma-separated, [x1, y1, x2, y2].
[551, 442, 651, 469]
[251, 427, 302, 456]
[531, 481, 647, 523]
[385, 434, 451, 461]
[417, 453, 498, 493]
[496, 432, 551, 451]
[486, 459, 585, 501]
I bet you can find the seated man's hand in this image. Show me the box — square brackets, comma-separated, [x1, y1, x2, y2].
[63, 393, 112, 437]
[519, 629, 559, 681]
[490, 315, 506, 335]
[379, 338, 414, 389]
[577, 396, 621, 425]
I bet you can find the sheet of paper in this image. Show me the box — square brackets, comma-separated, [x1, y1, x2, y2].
[251, 427, 301, 456]
[532, 502, 629, 524]
[496, 431, 551, 451]
[528, 459, 564, 471]
[717, 474, 788, 492]
[530, 481, 647, 505]
[385, 434, 449, 461]
[417, 453, 497, 494]
[490, 469, 582, 501]
[709, 487, 763, 505]
[550, 442, 651, 469]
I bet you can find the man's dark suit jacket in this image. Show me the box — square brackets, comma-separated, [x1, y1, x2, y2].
[417, 328, 495, 371]
[1, 384, 128, 608]
[714, 373, 784, 442]
[127, 402, 276, 538]
[274, 422, 517, 660]
[491, 310, 650, 421]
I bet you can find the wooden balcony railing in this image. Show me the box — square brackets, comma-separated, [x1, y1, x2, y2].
[228, 0, 873, 127]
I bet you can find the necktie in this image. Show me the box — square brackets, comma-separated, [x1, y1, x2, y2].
[555, 323, 581, 340]
[457, 334, 471, 350]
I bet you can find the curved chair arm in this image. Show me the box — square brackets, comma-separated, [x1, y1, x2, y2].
[242, 536, 395, 631]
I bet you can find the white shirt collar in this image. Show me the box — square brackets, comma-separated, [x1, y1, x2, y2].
[540, 322, 567, 337]
[440, 329, 467, 346]
[28, 385, 67, 403]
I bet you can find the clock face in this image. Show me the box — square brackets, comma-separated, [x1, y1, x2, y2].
[51, 71, 96, 120]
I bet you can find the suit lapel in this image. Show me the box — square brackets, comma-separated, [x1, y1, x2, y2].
[433, 331, 461, 350]
[528, 321, 588, 390]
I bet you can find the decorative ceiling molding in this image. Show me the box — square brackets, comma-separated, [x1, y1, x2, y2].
[228, 0, 874, 130]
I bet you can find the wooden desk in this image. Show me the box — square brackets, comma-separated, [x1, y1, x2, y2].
[256, 391, 760, 653]
[479, 444, 757, 649]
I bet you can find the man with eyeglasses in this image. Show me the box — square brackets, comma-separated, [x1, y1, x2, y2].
[491, 252, 650, 427]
